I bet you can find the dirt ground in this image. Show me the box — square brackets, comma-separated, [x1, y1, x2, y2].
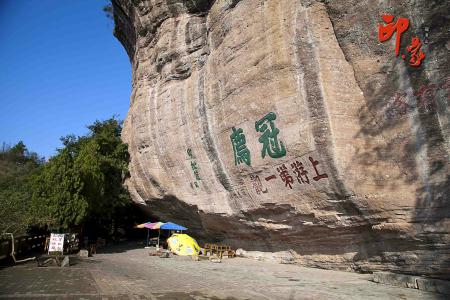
[0, 242, 445, 299]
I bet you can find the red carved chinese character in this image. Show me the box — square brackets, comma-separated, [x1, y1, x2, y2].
[439, 76, 450, 91]
[378, 14, 409, 56]
[250, 174, 268, 194]
[440, 76, 450, 103]
[406, 37, 425, 67]
[265, 175, 276, 181]
[392, 92, 412, 116]
[414, 84, 437, 112]
[309, 157, 328, 181]
[290, 160, 309, 184]
[277, 164, 294, 189]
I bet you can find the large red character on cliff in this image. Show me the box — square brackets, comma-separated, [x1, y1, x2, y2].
[378, 14, 409, 56]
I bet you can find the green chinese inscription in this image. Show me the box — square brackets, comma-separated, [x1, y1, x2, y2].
[187, 148, 200, 188]
[230, 127, 251, 166]
[187, 148, 193, 158]
[255, 112, 286, 159]
[190, 160, 201, 180]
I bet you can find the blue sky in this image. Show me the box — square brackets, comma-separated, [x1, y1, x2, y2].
[0, 0, 131, 158]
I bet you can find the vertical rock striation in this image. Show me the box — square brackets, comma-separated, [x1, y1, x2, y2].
[112, 0, 450, 279]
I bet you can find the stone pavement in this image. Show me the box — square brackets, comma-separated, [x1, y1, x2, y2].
[0, 242, 446, 299]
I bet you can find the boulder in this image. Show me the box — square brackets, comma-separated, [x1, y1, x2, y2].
[159, 252, 170, 258]
[60, 256, 70, 267]
[78, 250, 89, 258]
[111, 0, 450, 279]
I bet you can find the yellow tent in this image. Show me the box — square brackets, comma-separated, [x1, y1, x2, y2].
[167, 233, 200, 256]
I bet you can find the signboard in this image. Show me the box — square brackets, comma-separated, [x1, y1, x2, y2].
[48, 233, 64, 253]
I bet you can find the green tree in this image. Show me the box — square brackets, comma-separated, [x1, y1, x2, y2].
[0, 141, 43, 235]
[102, 3, 113, 20]
[1, 118, 130, 235]
[30, 149, 88, 229]
[30, 118, 130, 232]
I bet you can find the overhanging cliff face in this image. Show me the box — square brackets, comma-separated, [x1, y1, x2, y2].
[112, 0, 450, 278]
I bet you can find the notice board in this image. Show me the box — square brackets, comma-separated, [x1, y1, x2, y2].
[48, 233, 64, 253]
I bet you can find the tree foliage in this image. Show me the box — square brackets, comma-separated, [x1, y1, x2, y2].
[0, 142, 43, 235]
[0, 118, 130, 235]
[31, 118, 130, 232]
[102, 1, 113, 20]
[30, 149, 87, 229]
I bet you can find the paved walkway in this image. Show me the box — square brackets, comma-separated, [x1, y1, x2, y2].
[0, 242, 445, 299]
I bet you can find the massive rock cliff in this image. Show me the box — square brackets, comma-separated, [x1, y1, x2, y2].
[112, 0, 450, 279]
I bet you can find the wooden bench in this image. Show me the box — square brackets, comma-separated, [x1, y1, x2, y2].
[203, 243, 235, 258]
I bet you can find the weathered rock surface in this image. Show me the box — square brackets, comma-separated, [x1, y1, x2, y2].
[236, 248, 296, 264]
[112, 0, 450, 279]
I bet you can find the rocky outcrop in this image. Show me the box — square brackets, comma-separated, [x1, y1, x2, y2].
[112, 0, 450, 279]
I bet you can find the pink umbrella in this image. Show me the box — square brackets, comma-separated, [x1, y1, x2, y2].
[144, 222, 164, 247]
[144, 222, 163, 229]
